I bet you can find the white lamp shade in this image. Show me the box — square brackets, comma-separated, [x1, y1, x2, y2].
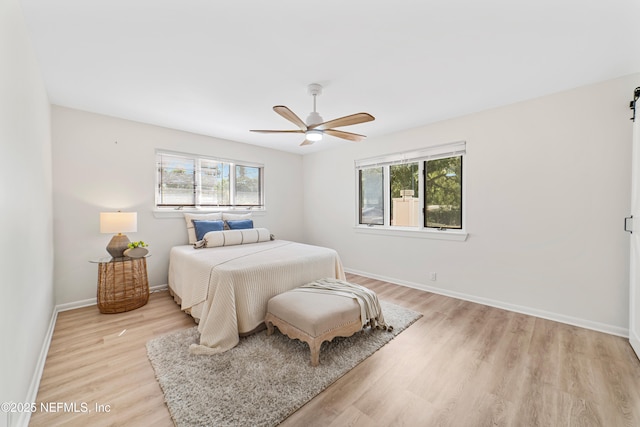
[100, 212, 137, 234]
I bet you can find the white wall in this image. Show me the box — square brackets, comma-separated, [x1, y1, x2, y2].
[0, 0, 54, 425]
[52, 106, 304, 304]
[303, 74, 639, 334]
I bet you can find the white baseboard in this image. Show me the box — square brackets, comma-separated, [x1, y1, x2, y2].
[56, 297, 96, 312]
[18, 274, 627, 427]
[56, 284, 169, 312]
[14, 307, 58, 427]
[630, 329, 640, 360]
[15, 283, 170, 427]
[345, 268, 629, 338]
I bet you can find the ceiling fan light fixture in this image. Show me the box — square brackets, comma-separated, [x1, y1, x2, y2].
[306, 129, 323, 142]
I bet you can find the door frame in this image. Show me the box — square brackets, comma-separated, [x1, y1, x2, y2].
[629, 87, 640, 359]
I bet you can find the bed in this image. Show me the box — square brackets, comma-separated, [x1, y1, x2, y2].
[168, 239, 346, 354]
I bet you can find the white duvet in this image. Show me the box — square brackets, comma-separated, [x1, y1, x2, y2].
[168, 240, 345, 354]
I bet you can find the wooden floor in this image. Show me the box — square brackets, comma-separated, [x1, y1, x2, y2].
[31, 273, 640, 426]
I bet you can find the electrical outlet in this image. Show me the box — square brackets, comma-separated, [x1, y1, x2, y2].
[430, 272, 437, 281]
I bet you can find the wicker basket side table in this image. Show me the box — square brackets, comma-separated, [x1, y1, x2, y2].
[91, 256, 150, 314]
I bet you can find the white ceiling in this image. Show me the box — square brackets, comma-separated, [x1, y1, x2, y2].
[19, 0, 640, 155]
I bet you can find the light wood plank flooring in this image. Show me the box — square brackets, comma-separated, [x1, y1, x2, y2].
[31, 273, 640, 426]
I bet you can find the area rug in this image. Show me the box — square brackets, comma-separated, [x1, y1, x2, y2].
[146, 300, 421, 427]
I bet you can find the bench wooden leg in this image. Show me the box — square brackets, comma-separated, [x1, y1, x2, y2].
[265, 319, 274, 336]
[265, 311, 362, 367]
[309, 340, 321, 367]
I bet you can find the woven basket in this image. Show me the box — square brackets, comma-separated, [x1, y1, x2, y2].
[97, 257, 149, 314]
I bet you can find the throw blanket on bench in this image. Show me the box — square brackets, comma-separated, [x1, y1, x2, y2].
[292, 278, 392, 331]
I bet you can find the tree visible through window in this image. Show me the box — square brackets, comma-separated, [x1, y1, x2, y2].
[199, 160, 230, 206]
[390, 163, 419, 226]
[355, 142, 465, 231]
[156, 151, 264, 209]
[235, 165, 261, 206]
[425, 156, 462, 229]
[156, 154, 195, 206]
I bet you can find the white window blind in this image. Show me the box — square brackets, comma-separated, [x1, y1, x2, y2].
[355, 141, 466, 169]
[156, 150, 264, 209]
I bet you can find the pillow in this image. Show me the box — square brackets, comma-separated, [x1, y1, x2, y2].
[222, 212, 251, 221]
[192, 220, 225, 241]
[226, 219, 254, 230]
[222, 212, 251, 230]
[198, 228, 271, 248]
[184, 212, 222, 244]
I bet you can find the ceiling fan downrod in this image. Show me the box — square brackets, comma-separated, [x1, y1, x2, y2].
[306, 84, 323, 126]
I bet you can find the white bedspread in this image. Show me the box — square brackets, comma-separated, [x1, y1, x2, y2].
[168, 240, 345, 354]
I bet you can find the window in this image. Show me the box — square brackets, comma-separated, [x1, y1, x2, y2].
[156, 151, 264, 209]
[390, 162, 419, 227]
[235, 165, 262, 206]
[199, 159, 230, 206]
[359, 167, 384, 225]
[355, 141, 465, 233]
[425, 156, 462, 229]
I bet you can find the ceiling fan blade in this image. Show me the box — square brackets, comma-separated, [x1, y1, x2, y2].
[300, 139, 315, 146]
[273, 106, 308, 131]
[324, 129, 366, 142]
[309, 113, 374, 131]
[250, 129, 304, 134]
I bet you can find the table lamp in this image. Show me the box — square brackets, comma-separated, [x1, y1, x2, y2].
[100, 212, 137, 258]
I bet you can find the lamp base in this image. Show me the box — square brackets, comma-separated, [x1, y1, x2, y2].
[106, 234, 131, 258]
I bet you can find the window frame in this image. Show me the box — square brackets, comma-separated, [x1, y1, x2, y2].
[358, 167, 385, 225]
[424, 155, 463, 230]
[354, 142, 467, 241]
[155, 150, 264, 211]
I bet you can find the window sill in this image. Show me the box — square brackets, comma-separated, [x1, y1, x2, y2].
[353, 225, 468, 241]
[153, 208, 266, 219]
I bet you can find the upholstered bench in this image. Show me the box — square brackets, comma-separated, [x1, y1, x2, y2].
[265, 289, 363, 366]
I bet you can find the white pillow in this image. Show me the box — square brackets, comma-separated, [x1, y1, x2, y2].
[183, 212, 222, 244]
[201, 228, 270, 248]
[222, 212, 252, 221]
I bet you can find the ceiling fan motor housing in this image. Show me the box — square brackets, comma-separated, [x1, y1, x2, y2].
[306, 111, 323, 126]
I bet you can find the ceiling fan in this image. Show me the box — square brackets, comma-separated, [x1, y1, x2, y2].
[250, 83, 375, 146]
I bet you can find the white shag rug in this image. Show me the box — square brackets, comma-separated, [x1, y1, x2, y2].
[146, 300, 422, 427]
